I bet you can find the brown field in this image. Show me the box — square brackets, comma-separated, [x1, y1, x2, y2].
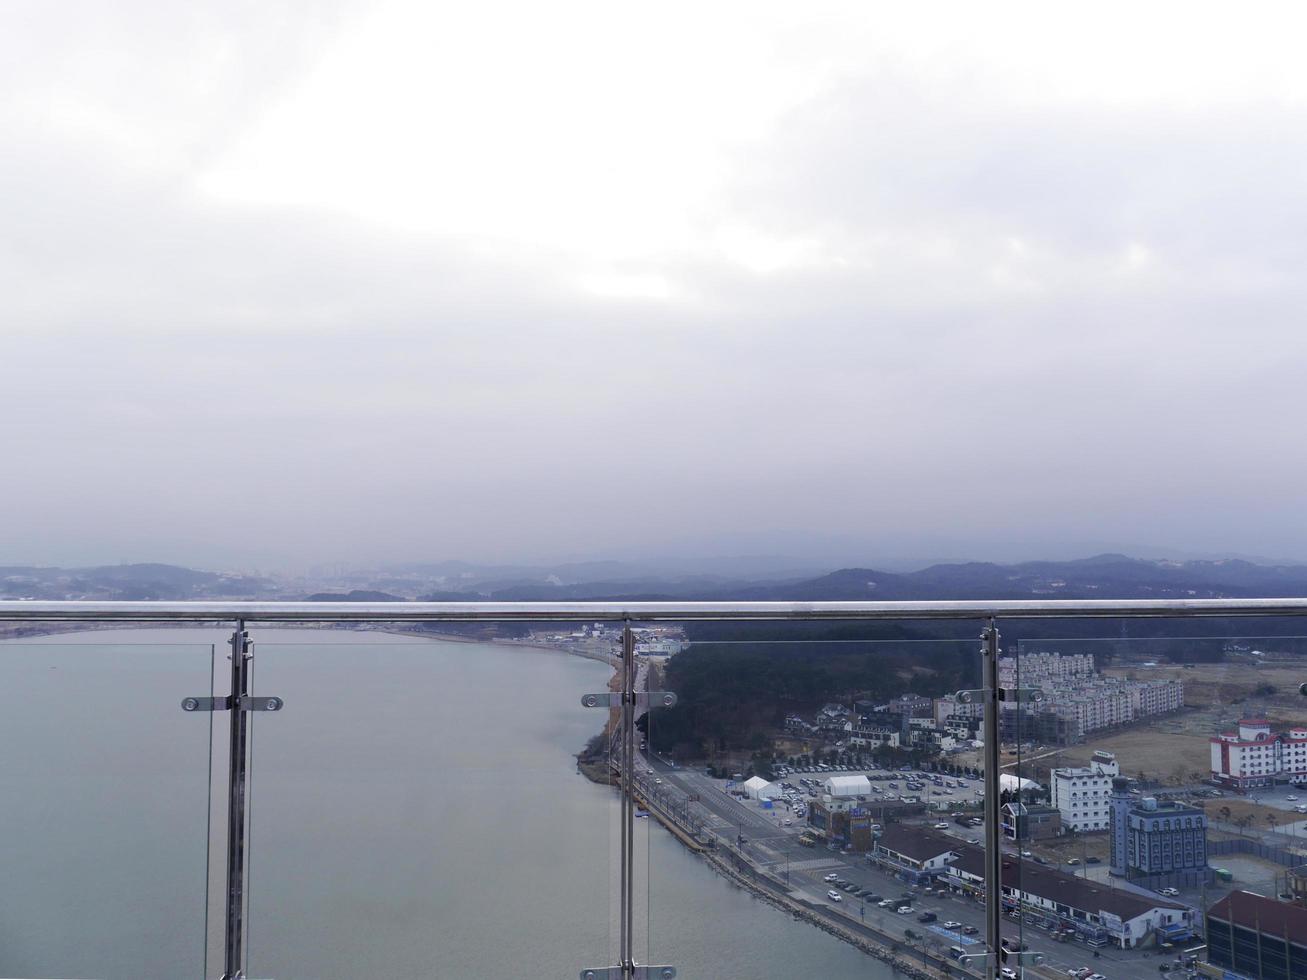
[994, 660, 1307, 786]
[1202, 797, 1302, 830]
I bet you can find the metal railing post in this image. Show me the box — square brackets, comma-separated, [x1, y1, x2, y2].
[223, 621, 252, 980]
[580, 627, 678, 980]
[982, 618, 1002, 980]
[620, 622, 635, 976]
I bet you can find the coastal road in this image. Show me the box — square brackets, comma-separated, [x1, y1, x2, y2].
[635, 756, 1174, 980]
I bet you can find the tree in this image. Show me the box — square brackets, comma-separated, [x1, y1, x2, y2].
[1219, 806, 1232, 823]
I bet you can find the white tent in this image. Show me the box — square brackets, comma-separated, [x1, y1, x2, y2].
[742, 776, 778, 799]
[823, 774, 872, 798]
[999, 773, 1041, 793]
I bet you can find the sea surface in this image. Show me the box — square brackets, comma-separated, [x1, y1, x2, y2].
[0, 627, 887, 979]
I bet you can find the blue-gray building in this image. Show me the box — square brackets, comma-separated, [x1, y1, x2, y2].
[1109, 777, 1208, 878]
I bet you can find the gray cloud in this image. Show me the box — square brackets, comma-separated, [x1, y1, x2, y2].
[4, 2, 1307, 570]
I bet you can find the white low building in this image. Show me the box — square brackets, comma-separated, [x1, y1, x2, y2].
[1051, 750, 1119, 831]
[823, 774, 872, 798]
[742, 776, 779, 800]
[998, 773, 1041, 794]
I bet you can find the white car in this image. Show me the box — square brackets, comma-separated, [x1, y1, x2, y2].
[1001, 969, 1018, 980]
[897, 906, 913, 914]
[824, 873, 839, 882]
[827, 890, 843, 902]
[944, 920, 962, 929]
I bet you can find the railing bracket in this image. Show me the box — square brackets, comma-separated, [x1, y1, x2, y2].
[581, 692, 678, 709]
[998, 687, 1044, 703]
[181, 696, 230, 712]
[579, 967, 677, 979]
[240, 695, 285, 711]
[182, 695, 284, 712]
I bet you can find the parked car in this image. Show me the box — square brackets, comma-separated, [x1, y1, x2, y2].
[827, 890, 843, 902]
[897, 905, 913, 914]
[944, 921, 963, 929]
[918, 911, 937, 923]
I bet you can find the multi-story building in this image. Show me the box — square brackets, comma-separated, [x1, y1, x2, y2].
[1109, 778, 1208, 878]
[1051, 751, 1120, 831]
[933, 694, 984, 724]
[844, 722, 899, 749]
[996, 652, 1183, 743]
[1002, 802, 1062, 841]
[998, 651, 1095, 689]
[1211, 719, 1307, 793]
[880, 694, 933, 718]
[1205, 890, 1307, 980]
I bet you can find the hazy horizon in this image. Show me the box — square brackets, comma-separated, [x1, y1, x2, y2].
[5, 541, 1307, 580]
[6, 2, 1307, 569]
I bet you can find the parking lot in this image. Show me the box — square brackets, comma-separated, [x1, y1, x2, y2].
[692, 765, 1204, 980]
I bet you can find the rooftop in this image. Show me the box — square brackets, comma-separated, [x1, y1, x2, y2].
[948, 841, 1189, 922]
[1208, 891, 1307, 942]
[874, 825, 960, 863]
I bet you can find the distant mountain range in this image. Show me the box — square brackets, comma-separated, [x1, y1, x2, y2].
[0, 563, 277, 601]
[6, 554, 1307, 603]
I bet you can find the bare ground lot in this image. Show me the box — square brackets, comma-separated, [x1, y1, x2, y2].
[985, 660, 1307, 786]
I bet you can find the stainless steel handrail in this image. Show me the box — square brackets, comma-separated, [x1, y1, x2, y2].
[2, 594, 1298, 979]
[2, 597, 1307, 621]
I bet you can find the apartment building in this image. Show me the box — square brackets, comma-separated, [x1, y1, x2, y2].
[1211, 719, 1307, 792]
[1051, 751, 1120, 831]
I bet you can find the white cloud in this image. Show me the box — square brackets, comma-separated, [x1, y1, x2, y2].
[4, 1, 1307, 565]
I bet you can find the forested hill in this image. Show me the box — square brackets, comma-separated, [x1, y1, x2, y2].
[732, 554, 1307, 601]
[442, 554, 1307, 602]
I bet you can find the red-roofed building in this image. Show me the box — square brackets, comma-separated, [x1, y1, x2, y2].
[1205, 890, 1307, 980]
[1211, 720, 1307, 793]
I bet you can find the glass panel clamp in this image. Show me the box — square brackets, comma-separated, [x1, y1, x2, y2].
[579, 967, 677, 979]
[581, 692, 678, 709]
[182, 695, 284, 711]
[954, 687, 1043, 704]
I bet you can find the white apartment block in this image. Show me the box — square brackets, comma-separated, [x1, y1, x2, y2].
[998, 652, 1095, 690]
[933, 694, 984, 724]
[999, 652, 1184, 741]
[1211, 719, 1307, 792]
[1051, 751, 1120, 831]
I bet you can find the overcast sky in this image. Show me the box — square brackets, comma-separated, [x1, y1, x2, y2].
[5, 1, 1307, 572]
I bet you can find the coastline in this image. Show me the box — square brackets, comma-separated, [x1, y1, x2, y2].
[636, 784, 949, 980]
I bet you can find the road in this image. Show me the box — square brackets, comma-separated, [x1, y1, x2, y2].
[630, 752, 1184, 980]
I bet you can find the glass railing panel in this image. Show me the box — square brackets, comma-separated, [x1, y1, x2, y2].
[641, 623, 985, 977]
[0, 629, 216, 979]
[243, 625, 612, 979]
[1010, 620, 1307, 980]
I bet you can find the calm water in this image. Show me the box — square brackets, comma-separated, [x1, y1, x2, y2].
[0, 628, 884, 979]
